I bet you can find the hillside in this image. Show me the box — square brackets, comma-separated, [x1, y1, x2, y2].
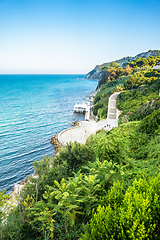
[1, 54, 160, 240]
[92, 54, 160, 120]
[85, 49, 160, 80]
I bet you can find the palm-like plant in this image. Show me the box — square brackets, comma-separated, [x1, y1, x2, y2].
[48, 172, 84, 230]
[81, 174, 100, 216]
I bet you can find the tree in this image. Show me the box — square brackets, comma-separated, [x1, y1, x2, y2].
[48, 173, 84, 230]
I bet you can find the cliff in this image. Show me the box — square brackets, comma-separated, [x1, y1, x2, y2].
[85, 65, 104, 80]
[85, 49, 160, 80]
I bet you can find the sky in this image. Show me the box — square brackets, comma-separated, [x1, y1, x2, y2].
[0, 0, 160, 74]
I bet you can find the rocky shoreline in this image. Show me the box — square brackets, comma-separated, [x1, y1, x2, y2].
[50, 133, 63, 150]
[50, 121, 80, 150]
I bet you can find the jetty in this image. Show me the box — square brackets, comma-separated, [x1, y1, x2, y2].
[73, 103, 87, 113]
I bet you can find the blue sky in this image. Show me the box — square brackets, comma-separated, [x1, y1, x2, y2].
[0, 0, 160, 74]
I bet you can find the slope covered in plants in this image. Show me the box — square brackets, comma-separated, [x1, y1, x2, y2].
[93, 55, 160, 121]
[1, 55, 160, 240]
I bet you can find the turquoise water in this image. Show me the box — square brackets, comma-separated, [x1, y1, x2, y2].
[0, 74, 97, 192]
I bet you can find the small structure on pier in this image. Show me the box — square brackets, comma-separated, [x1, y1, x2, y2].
[73, 102, 94, 121]
[73, 103, 88, 113]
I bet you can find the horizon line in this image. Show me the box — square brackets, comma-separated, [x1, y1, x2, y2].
[0, 73, 86, 75]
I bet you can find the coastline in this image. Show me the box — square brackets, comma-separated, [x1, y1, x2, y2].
[0, 74, 98, 194]
[50, 133, 63, 150]
[51, 90, 121, 147]
[5, 86, 98, 204]
[50, 90, 97, 148]
[6, 88, 121, 204]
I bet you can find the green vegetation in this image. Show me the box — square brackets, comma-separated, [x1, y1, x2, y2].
[94, 56, 160, 121]
[82, 174, 160, 240]
[97, 50, 160, 72]
[0, 190, 9, 235]
[117, 68, 160, 124]
[98, 62, 133, 87]
[98, 57, 133, 71]
[1, 119, 160, 239]
[128, 55, 160, 69]
[93, 74, 131, 119]
[1, 55, 160, 239]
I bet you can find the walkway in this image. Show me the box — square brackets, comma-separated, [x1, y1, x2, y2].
[107, 91, 121, 125]
[58, 92, 121, 145]
[58, 121, 89, 145]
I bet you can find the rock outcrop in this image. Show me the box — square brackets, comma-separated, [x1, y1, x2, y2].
[131, 50, 159, 61]
[50, 134, 63, 150]
[85, 65, 104, 80]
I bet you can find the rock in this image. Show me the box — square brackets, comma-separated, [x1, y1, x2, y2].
[69, 121, 80, 126]
[50, 134, 63, 150]
[85, 66, 104, 80]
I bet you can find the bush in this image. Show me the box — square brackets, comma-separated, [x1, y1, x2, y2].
[20, 155, 68, 200]
[55, 142, 96, 175]
[81, 174, 160, 240]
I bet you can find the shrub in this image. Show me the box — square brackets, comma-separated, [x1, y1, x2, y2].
[81, 174, 160, 240]
[55, 142, 96, 175]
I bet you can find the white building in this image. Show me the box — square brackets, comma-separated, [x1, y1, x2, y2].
[73, 103, 88, 113]
[73, 102, 94, 121]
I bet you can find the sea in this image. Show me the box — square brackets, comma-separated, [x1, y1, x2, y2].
[0, 74, 97, 193]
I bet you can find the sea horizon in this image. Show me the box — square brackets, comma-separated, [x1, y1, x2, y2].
[0, 73, 87, 76]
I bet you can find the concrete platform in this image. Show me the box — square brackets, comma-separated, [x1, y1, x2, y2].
[58, 92, 121, 146]
[58, 118, 118, 145]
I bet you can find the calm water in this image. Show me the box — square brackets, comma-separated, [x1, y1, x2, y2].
[0, 74, 97, 192]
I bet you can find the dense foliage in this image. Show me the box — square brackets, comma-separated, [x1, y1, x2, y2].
[1, 118, 160, 239]
[124, 68, 160, 90]
[97, 50, 160, 72]
[117, 68, 160, 124]
[93, 75, 131, 119]
[98, 62, 132, 87]
[128, 55, 160, 68]
[81, 174, 160, 240]
[94, 56, 160, 121]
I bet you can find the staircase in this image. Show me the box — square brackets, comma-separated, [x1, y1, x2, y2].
[107, 92, 121, 124]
